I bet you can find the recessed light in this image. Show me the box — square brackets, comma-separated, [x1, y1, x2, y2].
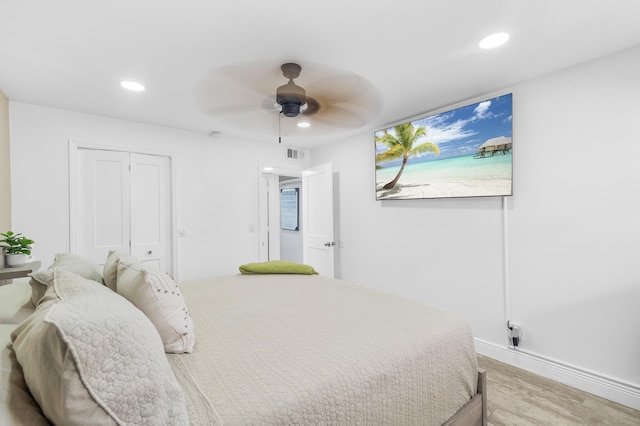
[297, 121, 310, 128]
[120, 80, 145, 91]
[479, 32, 510, 49]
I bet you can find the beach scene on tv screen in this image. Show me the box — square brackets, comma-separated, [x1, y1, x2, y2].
[375, 93, 513, 200]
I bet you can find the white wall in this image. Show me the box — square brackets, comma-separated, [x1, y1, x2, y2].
[312, 46, 640, 408]
[9, 103, 307, 281]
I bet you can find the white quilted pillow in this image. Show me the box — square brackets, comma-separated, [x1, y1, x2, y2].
[50, 253, 103, 283]
[30, 253, 105, 306]
[116, 259, 195, 353]
[11, 268, 189, 425]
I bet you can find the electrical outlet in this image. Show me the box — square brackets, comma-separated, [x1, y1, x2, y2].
[507, 321, 522, 348]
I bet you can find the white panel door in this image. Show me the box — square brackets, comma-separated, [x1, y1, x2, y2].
[74, 149, 172, 275]
[76, 149, 130, 266]
[130, 153, 171, 272]
[302, 163, 335, 277]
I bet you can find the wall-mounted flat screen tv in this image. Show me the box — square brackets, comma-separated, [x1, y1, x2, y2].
[375, 93, 512, 200]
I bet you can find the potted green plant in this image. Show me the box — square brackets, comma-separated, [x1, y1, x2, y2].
[0, 231, 35, 267]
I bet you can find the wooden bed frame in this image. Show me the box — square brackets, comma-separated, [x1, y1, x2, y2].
[443, 369, 487, 426]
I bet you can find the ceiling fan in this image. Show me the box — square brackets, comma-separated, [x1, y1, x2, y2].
[195, 60, 383, 140]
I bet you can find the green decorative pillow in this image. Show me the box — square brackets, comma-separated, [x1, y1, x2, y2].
[239, 260, 319, 275]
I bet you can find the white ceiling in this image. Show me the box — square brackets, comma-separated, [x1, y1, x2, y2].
[1, 1, 640, 148]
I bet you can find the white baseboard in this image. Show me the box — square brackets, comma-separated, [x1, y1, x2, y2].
[475, 338, 640, 411]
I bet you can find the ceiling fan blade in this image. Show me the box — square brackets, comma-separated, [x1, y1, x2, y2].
[301, 96, 320, 116]
[309, 105, 372, 128]
[202, 103, 266, 116]
[302, 74, 383, 126]
[194, 62, 282, 113]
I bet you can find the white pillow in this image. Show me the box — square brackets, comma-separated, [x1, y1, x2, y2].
[11, 268, 189, 426]
[30, 253, 105, 306]
[102, 250, 139, 291]
[28, 269, 54, 306]
[50, 253, 103, 283]
[116, 259, 195, 353]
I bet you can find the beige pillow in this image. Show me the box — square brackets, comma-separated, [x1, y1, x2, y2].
[102, 250, 139, 291]
[0, 324, 49, 426]
[28, 269, 55, 306]
[30, 253, 105, 306]
[50, 253, 103, 283]
[11, 268, 189, 426]
[117, 259, 195, 353]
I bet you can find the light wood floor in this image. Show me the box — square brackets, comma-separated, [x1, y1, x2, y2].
[477, 355, 640, 425]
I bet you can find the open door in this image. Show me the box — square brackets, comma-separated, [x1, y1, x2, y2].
[302, 163, 335, 277]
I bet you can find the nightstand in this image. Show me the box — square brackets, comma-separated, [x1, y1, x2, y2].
[0, 261, 41, 282]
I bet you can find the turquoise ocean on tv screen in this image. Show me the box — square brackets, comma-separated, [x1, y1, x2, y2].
[376, 153, 512, 184]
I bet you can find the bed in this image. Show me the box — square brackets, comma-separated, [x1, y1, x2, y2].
[1, 254, 486, 426]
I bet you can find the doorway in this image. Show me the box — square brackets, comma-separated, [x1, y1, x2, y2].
[259, 162, 335, 277]
[279, 176, 303, 263]
[259, 163, 302, 263]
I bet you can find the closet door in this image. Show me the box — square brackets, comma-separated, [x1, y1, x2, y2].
[76, 149, 131, 266]
[74, 148, 172, 275]
[130, 153, 172, 272]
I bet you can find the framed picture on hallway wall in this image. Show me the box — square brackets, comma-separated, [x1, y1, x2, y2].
[280, 188, 299, 231]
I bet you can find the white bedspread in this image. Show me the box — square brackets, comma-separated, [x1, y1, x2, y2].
[169, 274, 478, 425]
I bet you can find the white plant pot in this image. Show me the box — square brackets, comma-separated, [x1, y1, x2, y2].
[5, 253, 32, 267]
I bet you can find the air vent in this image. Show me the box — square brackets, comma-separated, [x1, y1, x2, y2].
[286, 148, 304, 160]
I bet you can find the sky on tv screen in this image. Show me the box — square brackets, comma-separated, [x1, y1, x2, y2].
[375, 93, 513, 166]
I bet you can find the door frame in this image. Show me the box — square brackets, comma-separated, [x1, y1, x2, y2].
[68, 140, 179, 280]
[258, 161, 302, 262]
[258, 161, 335, 277]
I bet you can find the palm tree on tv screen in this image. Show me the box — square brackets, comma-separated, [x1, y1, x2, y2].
[375, 123, 440, 190]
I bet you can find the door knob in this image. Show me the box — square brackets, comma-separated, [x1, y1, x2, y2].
[147, 250, 153, 255]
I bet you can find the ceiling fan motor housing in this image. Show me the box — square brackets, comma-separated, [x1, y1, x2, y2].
[276, 63, 306, 117]
[276, 81, 306, 117]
